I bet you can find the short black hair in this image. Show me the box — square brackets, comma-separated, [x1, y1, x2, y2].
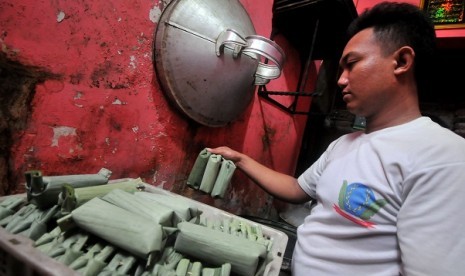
[347, 1, 437, 93]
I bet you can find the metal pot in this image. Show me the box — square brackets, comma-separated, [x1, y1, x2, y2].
[153, 0, 284, 127]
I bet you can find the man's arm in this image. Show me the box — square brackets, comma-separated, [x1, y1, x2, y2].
[398, 163, 465, 275]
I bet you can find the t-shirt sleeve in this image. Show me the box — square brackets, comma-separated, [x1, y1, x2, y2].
[297, 139, 339, 198]
[397, 162, 465, 275]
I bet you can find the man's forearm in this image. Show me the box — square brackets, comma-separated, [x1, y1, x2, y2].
[236, 154, 310, 203]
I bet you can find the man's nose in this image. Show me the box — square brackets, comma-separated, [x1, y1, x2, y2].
[337, 73, 348, 88]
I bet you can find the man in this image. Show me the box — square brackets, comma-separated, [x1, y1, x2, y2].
[208, 2, 465, 275]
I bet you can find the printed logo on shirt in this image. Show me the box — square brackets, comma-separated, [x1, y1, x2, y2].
[333, 180, 388, 228]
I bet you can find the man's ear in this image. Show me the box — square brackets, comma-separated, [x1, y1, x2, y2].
[393, 46, 415, 75]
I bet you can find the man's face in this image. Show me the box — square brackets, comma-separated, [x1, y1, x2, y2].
[337, 28, 397, 118]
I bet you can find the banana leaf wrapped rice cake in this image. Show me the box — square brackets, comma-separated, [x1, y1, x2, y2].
[1, 182, 282, 276]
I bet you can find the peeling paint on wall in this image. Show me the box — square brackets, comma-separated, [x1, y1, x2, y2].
[149, 5, 162, 23]
[112, 97, 125, 105]
[129, 55, 137, 69]
[56, 11, 65, 22]
[51, 126, 77, 147]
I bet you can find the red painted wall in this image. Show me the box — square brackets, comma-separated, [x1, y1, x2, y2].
[0, 0, 312, 217]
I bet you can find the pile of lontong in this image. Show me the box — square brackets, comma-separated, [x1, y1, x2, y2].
[0, 170, 274, 276]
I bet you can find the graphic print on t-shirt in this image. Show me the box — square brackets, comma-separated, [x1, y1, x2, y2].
[333, 180, 388, 228]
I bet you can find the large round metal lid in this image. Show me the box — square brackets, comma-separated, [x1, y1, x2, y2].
[153, 0, 283, 127]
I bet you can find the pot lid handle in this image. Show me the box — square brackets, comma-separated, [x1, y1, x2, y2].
[215, 29, 247, 59]
[216, 30, 285, 86]
[242, 35, 285, 85]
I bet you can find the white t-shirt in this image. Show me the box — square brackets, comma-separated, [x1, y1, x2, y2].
[294, 117, 465, 275]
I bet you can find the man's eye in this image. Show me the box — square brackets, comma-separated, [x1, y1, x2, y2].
[346, 61, 356, 68]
